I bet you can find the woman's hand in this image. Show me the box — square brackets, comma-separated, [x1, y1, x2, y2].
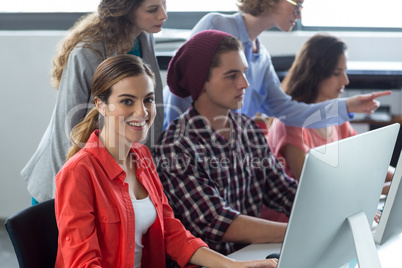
[190, 247, 278, 268]
[234, 258, 278, 267]
[375, 210, 382, 224]
[346, 91, 391, 114]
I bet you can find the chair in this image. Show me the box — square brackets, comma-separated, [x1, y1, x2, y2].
[4, 199, 58, 268]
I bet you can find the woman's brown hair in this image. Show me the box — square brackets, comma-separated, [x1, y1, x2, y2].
[237, 0, 281, 16]
[281, 33, 347, 103]
[51, 0, 146, 88]
[66, 54, 155, 160]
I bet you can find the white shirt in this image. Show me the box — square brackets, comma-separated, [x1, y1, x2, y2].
[132, 196, 157, 268]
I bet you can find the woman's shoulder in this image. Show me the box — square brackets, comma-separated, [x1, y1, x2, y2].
[269, 118, 290, 133]
[268, 119, 304, 144]
[68, 41, 106, 65]
[54, 148, 105, 200]
[61, 42, 106, 83]
[194, 12, 239, 31]
[60, 149, 95, 173]
[202, 12, 237, 20]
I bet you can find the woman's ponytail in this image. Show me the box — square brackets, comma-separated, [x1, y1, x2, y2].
[66, 107, 101, 161]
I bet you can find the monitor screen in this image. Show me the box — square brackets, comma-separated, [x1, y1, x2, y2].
[374, 149, 402, 245]
[278, 123, 400, 268]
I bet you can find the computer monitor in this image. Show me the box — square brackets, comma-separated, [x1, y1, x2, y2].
[277, 123, 400, 268]
[374, 149, 402, 245]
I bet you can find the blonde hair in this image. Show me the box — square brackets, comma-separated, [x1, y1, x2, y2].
[237, 0, 281, 16]
[66, 54, 155, 160]
[51, 0, 146, 88]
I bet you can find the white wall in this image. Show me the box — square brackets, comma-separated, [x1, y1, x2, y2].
[1, 29, 402, 218]
[0, 31, 65, 218]
[260, 30, 402, 61]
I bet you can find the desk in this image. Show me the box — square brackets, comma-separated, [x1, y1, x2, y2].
[352, 115, 402, 127]
[227, 234, 402, 267]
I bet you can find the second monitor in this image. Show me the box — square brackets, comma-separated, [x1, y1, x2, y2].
[374, 149, 402, 245]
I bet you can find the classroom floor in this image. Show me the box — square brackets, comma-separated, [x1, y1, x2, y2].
[0, 219, 18, 268]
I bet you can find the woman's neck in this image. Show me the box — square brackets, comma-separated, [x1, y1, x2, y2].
[315, 96, 329, 104]
[242, 12, 275, 43]
[131, 27, 143, 40]
[99, 129, 132, 165]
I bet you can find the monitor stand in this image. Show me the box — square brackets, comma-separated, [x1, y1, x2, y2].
[347, 211, 382, 268]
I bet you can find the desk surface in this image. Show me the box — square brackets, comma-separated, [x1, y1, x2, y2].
[228, 233, 402, 268]
[352, 115, 402, 126]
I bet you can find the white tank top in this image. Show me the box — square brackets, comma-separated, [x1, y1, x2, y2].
[132, 196, 157, 268]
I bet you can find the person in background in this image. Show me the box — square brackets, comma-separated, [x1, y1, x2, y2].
[268, 33, 355, 180]
[154, 30, 298, 256]
[268, 33, 394, 193]
[162, 0, 390, 132]
[22, 0, 166, 205]
[55, 54, 278, 268]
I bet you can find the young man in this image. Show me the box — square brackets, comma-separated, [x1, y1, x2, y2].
[154, 30, 298, 256]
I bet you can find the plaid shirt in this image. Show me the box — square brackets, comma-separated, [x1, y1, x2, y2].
[153, 106, 298, 255]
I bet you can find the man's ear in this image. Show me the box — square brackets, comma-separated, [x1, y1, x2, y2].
[199, 81, 208, 96]
[94, 97, 106, 116]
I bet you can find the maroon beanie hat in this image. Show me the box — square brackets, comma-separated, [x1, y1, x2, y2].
[167, 30, 233, 101]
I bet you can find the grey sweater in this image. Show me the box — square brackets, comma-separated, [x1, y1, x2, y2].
[21, 32, 164, 202]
